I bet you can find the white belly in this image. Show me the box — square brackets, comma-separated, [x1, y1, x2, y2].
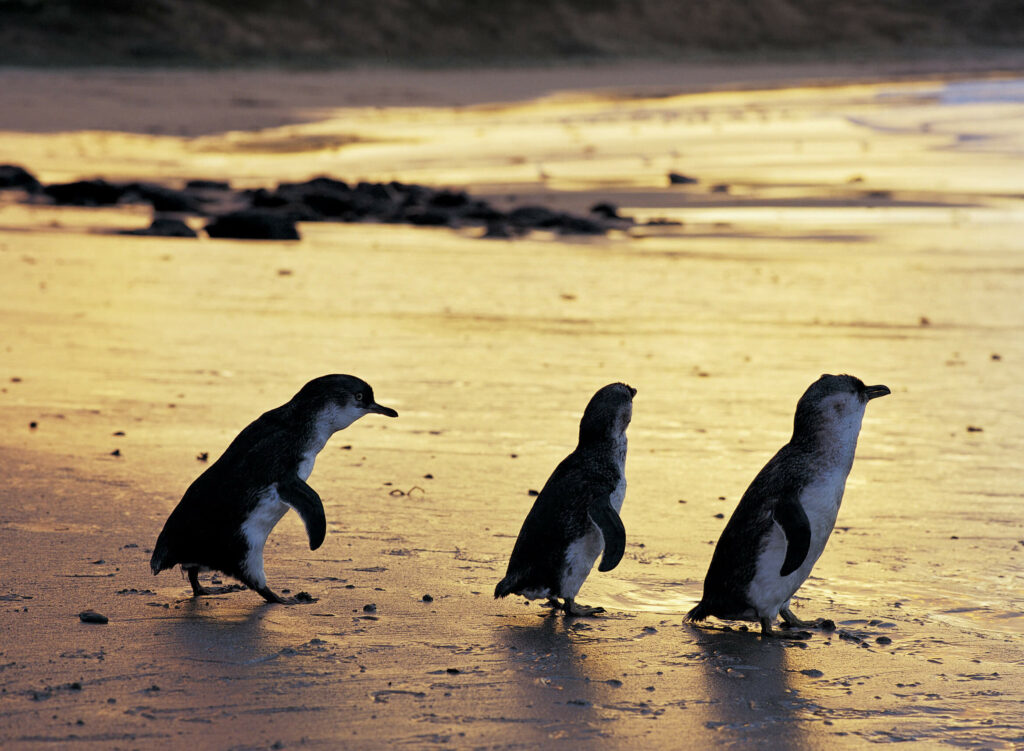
[560, 525, 605, 599]
[239, 486, 290, 588]
[747, 470, 847, 618]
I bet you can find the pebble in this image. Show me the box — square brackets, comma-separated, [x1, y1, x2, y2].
[668, 172, 699, 185]
[78, 610, 108, 624]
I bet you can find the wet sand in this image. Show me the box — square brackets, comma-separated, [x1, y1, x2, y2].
[1, 64, 1023, 748]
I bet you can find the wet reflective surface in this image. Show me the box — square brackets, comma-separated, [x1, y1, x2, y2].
[1, 72, 1022, 747]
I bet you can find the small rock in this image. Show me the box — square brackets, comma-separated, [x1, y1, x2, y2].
[43, 179, 124, 206]
[121, 217, 197, 238]
[710, 183, 730, 193]
[294, 592, 316, 603]
[818, 619, 836, 631]
[78, 610, 108, 624]
[876, 636, 892, 645]
[800, 668, 824, 678]
[363, 603, 376, 613]
[508, 205, 560, 227]
[123, 183, 201, 213]
[668, 172, 699, 185]
[29, 421, 37, 429]
[404, 207, 453, 227]
[205, 210, 300, 241]
[0, 164, 41, 192]
[966, 426, 983, 432]
[482, 221, 513, 239]
[185, 179, 231, 191]
[713, 513, 724, 519]
[590, 202, 621, 219]
[110, 449, 121, 457]
[422, 594, 433, 602]
[446, 667, 460, 674]
[196, 452, 209, 462]
[527, 489, 539, 497]
[554, 215, 605, 235]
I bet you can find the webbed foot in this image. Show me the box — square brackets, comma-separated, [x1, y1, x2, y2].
[255, 585, 288, 604]
[780, 606, 824, 629]
[563, 598, 606, 617]
[186, 567, 210, 597]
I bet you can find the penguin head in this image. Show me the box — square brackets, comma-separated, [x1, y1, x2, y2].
[294, 374, 398, 432]
[578, 382, 636, 444]
[793, 374, 889, 442]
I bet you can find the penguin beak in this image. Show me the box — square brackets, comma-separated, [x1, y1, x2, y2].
[863, 384, 891, 401]
[368, 402, 398, 418]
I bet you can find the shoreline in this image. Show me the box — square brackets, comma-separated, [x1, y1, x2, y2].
[2, 53, 1024, 137]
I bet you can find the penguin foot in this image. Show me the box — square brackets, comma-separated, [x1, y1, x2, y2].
[563, 598, 605, 617]
[255, 585, 288, 604]
[780, 606, 823, 629]
[186, 567, 209, 597]
[759, 618, 812, 640]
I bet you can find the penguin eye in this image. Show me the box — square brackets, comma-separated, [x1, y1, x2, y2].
[355, 393, 364, 402]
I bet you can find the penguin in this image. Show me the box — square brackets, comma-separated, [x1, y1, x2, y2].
[495, 383, 635, 616]
[687, 374, 889, 636]
[150, 374, 397, 604]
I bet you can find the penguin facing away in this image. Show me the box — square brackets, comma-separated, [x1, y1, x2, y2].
[687, 374, 889, 636]
[150, 374, 398, 604]
[495, 382, 635, 617]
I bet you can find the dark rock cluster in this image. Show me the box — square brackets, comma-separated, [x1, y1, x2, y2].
[0, 164, 637, 241]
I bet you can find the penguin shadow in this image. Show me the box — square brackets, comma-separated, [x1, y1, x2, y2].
[496, 614, 604, 724]
[685, 624, 815, 748]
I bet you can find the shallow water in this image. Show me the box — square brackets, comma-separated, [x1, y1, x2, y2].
[1, 72, 1023, 748]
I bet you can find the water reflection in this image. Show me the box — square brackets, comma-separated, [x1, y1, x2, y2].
[158, 599, 286, 666]
[687, 625, 815, 750]
[496, 614, 611, 746]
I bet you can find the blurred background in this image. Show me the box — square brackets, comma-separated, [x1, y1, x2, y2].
[1, 0, 1023, 67]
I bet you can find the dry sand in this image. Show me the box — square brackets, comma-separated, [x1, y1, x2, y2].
[1, 63, 1023, 749]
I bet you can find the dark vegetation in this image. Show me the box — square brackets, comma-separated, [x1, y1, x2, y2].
[0, 0, 1022, 67]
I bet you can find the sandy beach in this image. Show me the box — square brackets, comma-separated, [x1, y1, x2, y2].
[1, 62, 1023, 749]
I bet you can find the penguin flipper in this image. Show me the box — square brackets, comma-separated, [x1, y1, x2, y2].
[589, 500, 626, 572]
[773, 495, 810, 577]
[277, 477, 327, 551]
